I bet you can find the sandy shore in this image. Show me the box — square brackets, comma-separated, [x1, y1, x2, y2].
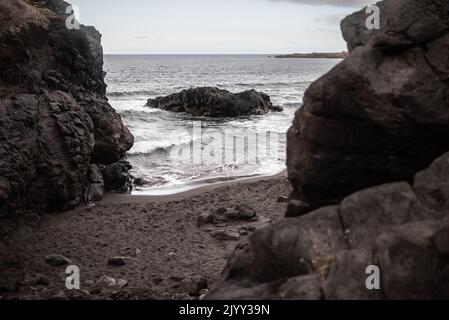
[0, 171, 290, 300]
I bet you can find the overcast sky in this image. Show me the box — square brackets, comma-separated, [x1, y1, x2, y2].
[72, 0, 375, 54]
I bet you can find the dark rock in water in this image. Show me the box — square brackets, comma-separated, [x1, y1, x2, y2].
[0, 0, 134, 218]
[45, 254, 71, 267]
[133, 177, 149, 187]
[287, 0, 449, 212]
[147, 87, 283, 117]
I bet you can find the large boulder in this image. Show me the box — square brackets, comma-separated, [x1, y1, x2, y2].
[287, 0, 449, 213]
[0, 0, 134, 215]
[147, 87, 283, 117]
[208, 153, 449, 300]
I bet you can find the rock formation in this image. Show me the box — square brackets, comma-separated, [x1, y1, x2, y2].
[147, 87, 283, 117]
[209, 0, 449, 300]
[208, 153, 449, 300]
[0, 0, 134, 216]
[287, 0, 449, 214]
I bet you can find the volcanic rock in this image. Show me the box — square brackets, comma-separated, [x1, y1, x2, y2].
[147, 87, 283, 117]
[0, 0, 134, 218]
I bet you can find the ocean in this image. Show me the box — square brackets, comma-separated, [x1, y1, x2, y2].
[103, 54, 340, 194]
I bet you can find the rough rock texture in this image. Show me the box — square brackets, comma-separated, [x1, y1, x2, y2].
[147, 87, 283, 117]
[0, 0, 133, 216]
[208, 152, 449, 300]
[287, 0, 449, 212]
[208, 0, 449, 300]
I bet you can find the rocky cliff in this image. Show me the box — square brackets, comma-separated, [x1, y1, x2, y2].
[209, 0, 449, 300]
[287, 0, 449, 214]
[0, 0, 133, 216]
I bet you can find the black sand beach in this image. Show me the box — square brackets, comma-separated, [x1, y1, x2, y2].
[0, 172, 290, 300]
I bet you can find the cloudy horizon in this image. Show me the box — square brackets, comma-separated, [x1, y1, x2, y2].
[72, 0, 375, 54]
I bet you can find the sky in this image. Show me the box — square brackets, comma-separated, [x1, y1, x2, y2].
[71, 0, 375, 54]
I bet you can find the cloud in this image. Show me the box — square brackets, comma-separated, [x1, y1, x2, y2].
[268, 0, 375, 7]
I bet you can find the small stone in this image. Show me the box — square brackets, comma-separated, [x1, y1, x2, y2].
[168, 252, 177, 260]
[197, 212, 213, 227]
[45, 254, 71, 267]
[96, 275, 117, 287]
[117, 279, 128, 288]
[107, 256, 132, 266]
[236, 204, 257, 220]
[189, 277, 208, 297]
[212, 207, 229, 224]
[225, 210, 240, 220]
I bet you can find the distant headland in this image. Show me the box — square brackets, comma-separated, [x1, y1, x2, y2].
[273, 51, 348, 59]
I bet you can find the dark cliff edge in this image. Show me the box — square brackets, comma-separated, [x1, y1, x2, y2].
[208, 0, 449, 300]
[0, 0, 134, 224]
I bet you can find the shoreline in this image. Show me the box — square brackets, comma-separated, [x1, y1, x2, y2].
[107, 170, 287, 203]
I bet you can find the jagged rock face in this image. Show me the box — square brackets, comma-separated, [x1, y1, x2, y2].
[147, 87, 283, 117]
[287, 0, 449, 212]
[207, 152, 449, 300]
[0, 0, 133, 214]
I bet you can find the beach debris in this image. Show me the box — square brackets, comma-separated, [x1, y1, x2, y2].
[277, 196, 289, 203]
[44, 254, 71, 267]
